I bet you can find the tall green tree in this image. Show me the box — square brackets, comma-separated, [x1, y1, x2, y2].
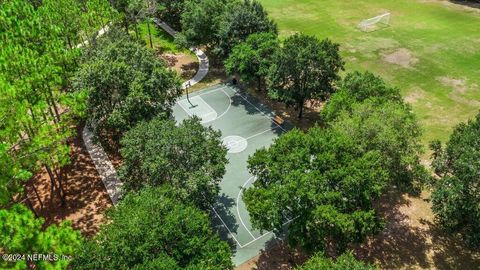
[0, 0, 81, 207]
[225, 32, 279, 91]
[178, 0, 237, 48]
[430, 112, 480, 248]
[215, 0, 277, 58]
[331, 100, 427, 188]
[118, 117, 227, 208]
[0, 204, 81, 269]
[72, 186, 234, 270]
[268, 34, 344, 118]
[244, 127, 388, 253]
[296, 252, 378, 270]
[321, 71, 403, 122]
[155, 0, 185, 30]
[73, 31, 181, 140]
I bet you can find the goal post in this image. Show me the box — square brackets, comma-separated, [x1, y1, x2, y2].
[358, 12, 391, 32]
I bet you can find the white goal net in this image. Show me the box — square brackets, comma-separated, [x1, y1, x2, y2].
[358, 12, 391, 32]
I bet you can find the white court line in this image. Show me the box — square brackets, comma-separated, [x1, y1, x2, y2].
[232, 90, 287, 132]
[211, 206, 243, 247]
[188, 86, 228, 99]
[232, 175, 298, 248]
[214, 88, 233, 121]
[245, 126, 282, 141]
[237, 176, 257, 240]
[177, 96, 218, 124]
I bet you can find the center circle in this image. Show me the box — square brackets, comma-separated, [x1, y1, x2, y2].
[222, 135, 248, 154]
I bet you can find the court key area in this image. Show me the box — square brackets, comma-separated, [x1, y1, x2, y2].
[172, 84, 292, 265]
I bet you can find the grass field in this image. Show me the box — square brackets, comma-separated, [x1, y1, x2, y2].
[260, 0, 480, 145]
[137, 22, 191, 54]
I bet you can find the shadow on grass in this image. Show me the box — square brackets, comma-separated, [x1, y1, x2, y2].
[245, 239, 308, 270]
[354, 189, 480, 269]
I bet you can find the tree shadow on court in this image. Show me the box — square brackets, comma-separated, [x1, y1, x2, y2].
[210, 193, 240, 250]
[226, 84, 292, 137]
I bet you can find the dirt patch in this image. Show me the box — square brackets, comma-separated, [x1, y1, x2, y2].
[236, 241, 308, 270]
[245, 86, 324, 131]
[405, 87, 427, 104]
[354, 189, 480, 269]
[159, 52, 198, 80]
[383, 48, 418, 68]
[437, 76, 480, 106]
[437, 76, 468, 94]
[27, 125, 113, 237]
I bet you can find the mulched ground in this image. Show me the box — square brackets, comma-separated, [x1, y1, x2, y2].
[26, 124, 113, 237]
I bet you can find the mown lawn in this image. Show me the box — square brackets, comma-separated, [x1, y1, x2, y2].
[137, 21, 191, 54]
[260, 0, 480, 145]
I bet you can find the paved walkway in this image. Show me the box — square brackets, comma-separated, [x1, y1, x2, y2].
[82, 128, 123, 204]
[82, 21, 210, 205]
[153, 18, 209, 89]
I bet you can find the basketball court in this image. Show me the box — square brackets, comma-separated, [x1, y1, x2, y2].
[172, 84, 293, 265]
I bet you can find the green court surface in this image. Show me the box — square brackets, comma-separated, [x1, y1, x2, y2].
[172, 84, 293, 266]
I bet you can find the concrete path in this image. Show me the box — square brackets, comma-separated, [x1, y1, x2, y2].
[82, 128, 123, 204]
[153, 18, 209, 89]
[81, 21, 210, 205]
[76, 25, 110, 49]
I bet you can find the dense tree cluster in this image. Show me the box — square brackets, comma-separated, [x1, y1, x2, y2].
[244, 71, 427, 258]
[325, 71, 428, 188]
[1, 2, 115, 267]
[72, 186, 233, 269]
[268, 34, 344, 118]
[73, 29, 181, 140]
[0, 204, 82, 269]
[225, 32, 279, 91]
[244, 127, 388, 253]
[178, 0, 276, 58]
[0, 0, 115, 209]
[214, 0, 277, 58]
[430, 113, 480, 248]
[296, 252, 378, 270]
[118, 117, 228, 208]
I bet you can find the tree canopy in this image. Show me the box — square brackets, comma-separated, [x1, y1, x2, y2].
[73, 30, 181, 139]
[0, 0, 114, 208]
[296, 252, 378, 270]
[156, 0, 186, 29]
[268, 34, 344, 118]
[118, 117, 228, 208]
[430, 112, 480, 248]
[215, 0, 277, 58]
[72, 186, 233, 270]
[323, 71, 427, 188]
[178, 0, 237, 48]
[225, 32, 279, 91]
[0, 204, 81, 269]
[244, 127, 388, 253]
[321, 71, 403, 122]
[331, 100, 427, 188]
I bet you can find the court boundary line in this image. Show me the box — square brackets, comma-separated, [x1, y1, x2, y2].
[215, 88, 233, 121]
[237, 176, 256, 239]
[177, 95, 218, 124]
[211, 206, 243, 247]
[232, 89, 287, 132]
[186, 85, 293, 249]
[177, 86, 232, 124]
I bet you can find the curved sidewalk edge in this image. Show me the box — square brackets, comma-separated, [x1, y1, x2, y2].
[81, 21, 209, 205]
[152, 19, 209, 89]
[82, 127, 123, 205]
